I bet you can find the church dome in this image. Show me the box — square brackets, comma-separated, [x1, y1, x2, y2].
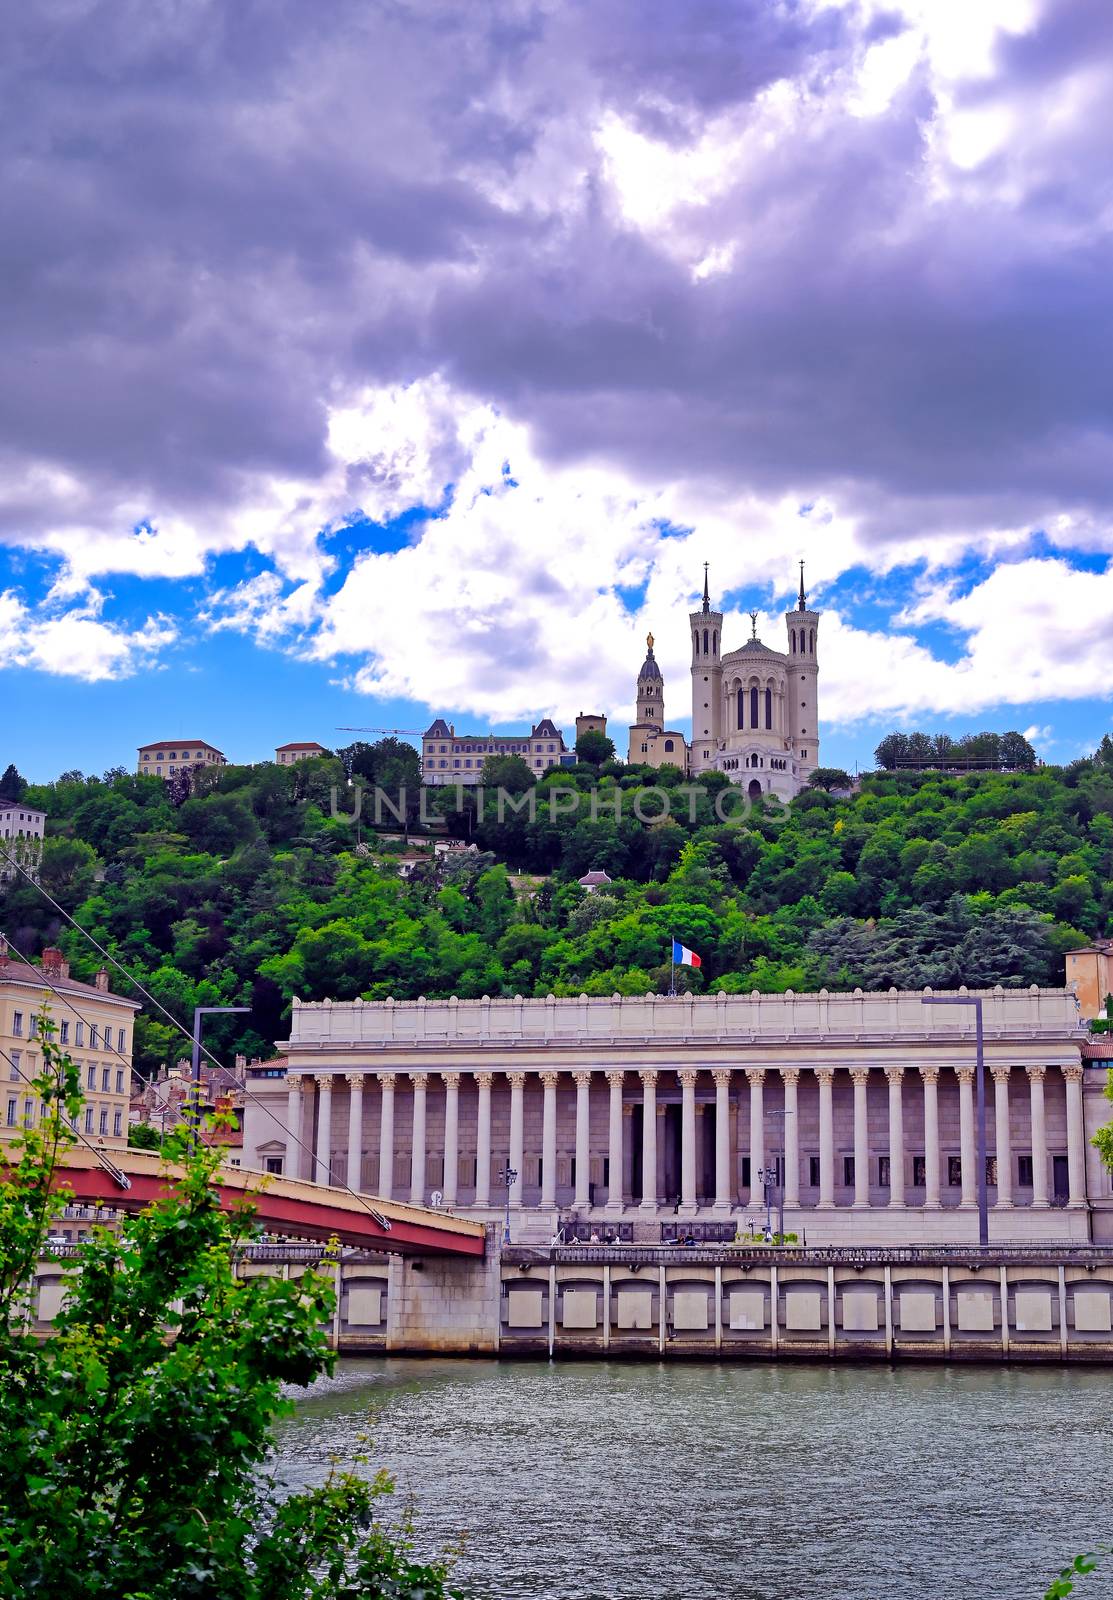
[638, 633, 663, 682]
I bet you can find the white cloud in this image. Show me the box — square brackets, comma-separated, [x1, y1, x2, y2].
[0, 591, 177, 682]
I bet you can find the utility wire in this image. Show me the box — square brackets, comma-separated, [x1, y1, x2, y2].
[0, 841, 392, 1226]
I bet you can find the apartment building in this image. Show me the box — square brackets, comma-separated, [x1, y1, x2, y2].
[421, 718, 569, 785]
[137, 740, 227, 779]
[0, 940, 140, 1150]
[275, 741, 328, 764]
[0, 798, 46, 881]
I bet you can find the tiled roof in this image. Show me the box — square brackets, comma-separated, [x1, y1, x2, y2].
[276, 741, 326, 752]
[0, 962, 141, 1009]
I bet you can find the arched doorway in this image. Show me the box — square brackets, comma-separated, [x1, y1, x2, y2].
[747, 778, 763, 802]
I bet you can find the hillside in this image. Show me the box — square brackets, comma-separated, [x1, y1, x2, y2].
[2, 743, 1111, 1073]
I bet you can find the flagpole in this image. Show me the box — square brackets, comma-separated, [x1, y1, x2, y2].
[669, 939, 676, 997]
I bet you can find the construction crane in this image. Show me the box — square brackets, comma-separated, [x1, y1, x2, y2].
[335, 726, 424, 735]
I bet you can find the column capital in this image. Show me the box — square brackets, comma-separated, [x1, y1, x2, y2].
[849, 1066, 870, 1086]
[507, 1071, 527, 1089]
[779, 1066, 800, 1086]
[572, 1069, 592, 1089]
[284, 1073, 304, 1092]
[990, 1064, 1012, 1085]
[678, 1068, 698, 1088]
[745, 1067, 765, 1087]
[638, 1068, 658, 1088]
[474, 1070, 495, 1089]
[955, 1065, 975, 1085]
[1063, 1063, 1085, 1083]
[814, 1065, 835, 1085]
[918, 1065, 940, 1085]
[711, 1067, 732, 1088]
[884, 1066, 904, 1085]
[344, 1072, 365, 1089]
[317, 1074, 334, 1093]
[408, 1072, 428, 1090]
[605, 1068, 625, 1088]
[540, 1070, 559, 1089]
[1026, 1064, 1047, 1082]
[441, 1071, 461, 1089]
[379, 1072, 396, 1091]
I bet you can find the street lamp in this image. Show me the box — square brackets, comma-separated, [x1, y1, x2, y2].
[757, 1165, 777, 1238]
[923, 994, 989, 1246]
[190, 1005, 250, 1149]
[502, 1160, 518, 1246]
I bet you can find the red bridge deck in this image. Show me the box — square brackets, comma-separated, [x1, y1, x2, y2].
[53, 1148, 487, 1257]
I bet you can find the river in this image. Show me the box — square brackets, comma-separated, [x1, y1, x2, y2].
[273, 1357, 1113, 1600]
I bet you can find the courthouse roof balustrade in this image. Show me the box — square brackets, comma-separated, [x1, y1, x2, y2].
[283, 988, 1086, 1055]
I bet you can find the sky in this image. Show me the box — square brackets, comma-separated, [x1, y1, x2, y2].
[2, 0, 1113, 782]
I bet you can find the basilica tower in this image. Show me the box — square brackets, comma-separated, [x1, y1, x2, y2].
[783, 561, 820, 783]
[635, 634, 665, 727]
[689, 564, 723, 773]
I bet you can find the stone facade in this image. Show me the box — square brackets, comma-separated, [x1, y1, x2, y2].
[421, 717, 568, 785]
[1066, 940, 1113, 1021]
[241, 988, 1110, 1246]
[137, 740, 226, 779]
[0, 798, 45, 882]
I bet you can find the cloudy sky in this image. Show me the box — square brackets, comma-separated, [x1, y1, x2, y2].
[3, 0, 1112, 780]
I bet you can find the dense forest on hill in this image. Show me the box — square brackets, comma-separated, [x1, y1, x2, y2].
[1, 736, 1112, 1074]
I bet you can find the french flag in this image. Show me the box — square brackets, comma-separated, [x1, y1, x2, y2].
[672, 939, 702, 969]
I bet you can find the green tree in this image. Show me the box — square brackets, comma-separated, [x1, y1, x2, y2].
[574, 729, 616, 766]
[0, 764, 26, 801]
[807, 767, 852, 792]
[0, 1022, 460, 1599]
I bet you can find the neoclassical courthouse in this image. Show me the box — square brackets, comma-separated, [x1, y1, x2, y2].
[243, 988, 1113, 1245]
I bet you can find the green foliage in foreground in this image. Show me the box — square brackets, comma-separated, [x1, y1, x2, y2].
[3, 744, 1113, 1071]
[0, 1020, 461, 1599]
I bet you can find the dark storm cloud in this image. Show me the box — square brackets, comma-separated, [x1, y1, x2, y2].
[1, 0, 1110, 563]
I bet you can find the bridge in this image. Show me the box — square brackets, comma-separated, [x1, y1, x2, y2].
[54, 1147, 487, 1257]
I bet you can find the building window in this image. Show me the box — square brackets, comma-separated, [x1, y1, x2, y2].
[948, 1156, 962, 1187]
[84, 1108, 94, 1133]
[1018, 1154, 1034, 1187]
[741, 1156, 751, 1188]
[117, 1028, 125, 1052]
[12, 1012, 22, 1038]
[87, 1065, 96, 1090]
[750, 685, 759, 727]
[6, 1099, 16, 1127]
[115, 1069, 124, 1094]
[99, 1109, 109, 1135]
[101, 1067, 111, 1092]
[60, 1021, 70, 1045]
[878, 1156, 890, 1187]
[22, 1100, 34, 1127]
[29, 1015, 39, 1039]
[986, 1156, 998, 1187]
[843, 1155, 855, 1187]
[113, 1111, 122, 1137]
[912, 1156, 926, 1187]
[807, 1155, 821, 1186]
[264, 1156, 284, 1175]
[664, 740, 674, 752]
[90, 1026, 99, 1049]
[765, 687, 772, 729]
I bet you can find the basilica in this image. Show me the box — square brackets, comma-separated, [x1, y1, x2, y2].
[627, 565, 820, 800]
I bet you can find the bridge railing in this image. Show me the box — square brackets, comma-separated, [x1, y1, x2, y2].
[504, 1242, 1113, 1268]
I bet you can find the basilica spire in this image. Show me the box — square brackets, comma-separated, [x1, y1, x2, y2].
[702, 562, 710, 614]
[797, 559, 807, 612]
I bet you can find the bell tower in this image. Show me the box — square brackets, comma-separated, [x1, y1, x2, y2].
[784, 560, 820, 782]
[636, 634, 665, 727]
[689, 563, 723, 772]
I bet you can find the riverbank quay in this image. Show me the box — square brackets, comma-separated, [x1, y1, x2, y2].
[30, 1239, 1113, 1362]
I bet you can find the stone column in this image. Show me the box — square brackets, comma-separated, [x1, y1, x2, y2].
[712, 1068, 732, 1214]
[573, 1070, 592, 1211]
[781, 1068, 800, 1210]
[285, 1074, 304, 1180]
[919, 1066, 941, 1210]
[957, 1066, 976, 1209]
[1027, 1066, 1049, 1208]
[377, 1074, 395, 1200]
[409, 1073, 428, 1206]
[474, 1071, 493, 1206]
[991, 1065, 1013, 1208]
[851, 1068, 870, 1208]
[606, 1070, 624, 1214]
[346, 1073, 364, 1193]
[746, 1069, 765, 1209]
[679, 1068, 698, 1214]
[639, 1069, 658, 1212]
[442, 1072, 460, 1206]
[1064, 1064, 1087, 1208]
[541, 1070, 559, 1209]
[314, 1075, 333, 1185]
[508, 1072, 526, 1208]
[886, 1068, 904, 1207]
[816, 1066, 835, 1209]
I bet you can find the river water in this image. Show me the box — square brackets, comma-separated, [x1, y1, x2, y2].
[273, 1358, 1113, 1600]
